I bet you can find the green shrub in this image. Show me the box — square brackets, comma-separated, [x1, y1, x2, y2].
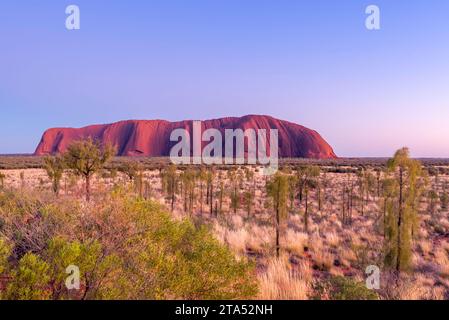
[5, 253, 50, 300]
[105, 197, 258, 299]
[0, 238, 11, 275]
[329, 276, 379, 300]
[0, 190, 257, 300]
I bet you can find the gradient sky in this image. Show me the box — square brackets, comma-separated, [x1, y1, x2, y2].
[1, 0, 449, 157]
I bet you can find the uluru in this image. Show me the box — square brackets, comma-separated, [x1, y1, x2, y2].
[34, 115, 337, 159]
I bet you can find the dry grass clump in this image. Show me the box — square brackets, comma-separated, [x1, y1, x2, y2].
[434, 247, 449, 278]
[313, 250, 334, 272]
[214, 221, 273, 255]
[437, 217, 449, 233]
[309, 236, 334, 272]
[283, 230, 309, 255]
[338, 246, 357, 268]
[224, 228, 249, 255]
[258, 257, 311, 300]
[230, 215, 244, 229]
[417, 239, 433, 256]
[246, 224, 272, 254]
[324, 231, 340, 248]
[384, 273, 446, 300]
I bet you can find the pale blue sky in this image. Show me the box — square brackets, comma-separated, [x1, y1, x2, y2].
[1, 0, 448, 156]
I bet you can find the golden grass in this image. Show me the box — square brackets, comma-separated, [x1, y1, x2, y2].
[283, 230, 309, 255]
[257, 257, 311, 300]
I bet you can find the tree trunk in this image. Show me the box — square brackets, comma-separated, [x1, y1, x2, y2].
[349, 186, 353, 223]
[383, 197, 387, 238]
[377, 172, 381, 198]
[200, 183, 203, 214]
[397, 168, 404, 273]
[360, 189, 364, 217]
[233, 187, 237, 214]
[318, 186, 322, 211]
[342, 187, 346, 224]
[184, 187, 188, 212]
[219, 183, 223, 215]
[85, 174, 91, 202]
[138, 174, 143, 198]
[290, 194, 294, 212]
[190, 188, 194, 216]
[275, 213, 280, 258]
[210, 182, 213, 215]
[304, 189, 309, 233]
[53, 179, 59, 196]
[275, 180, 281, 258]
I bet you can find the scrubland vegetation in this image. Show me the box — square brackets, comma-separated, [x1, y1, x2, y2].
[1, 141, 449, 300]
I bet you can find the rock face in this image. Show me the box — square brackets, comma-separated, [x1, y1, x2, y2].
[34, 115, 337, 159]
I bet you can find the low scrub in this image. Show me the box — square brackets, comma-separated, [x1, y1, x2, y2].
[0, 189, 257, 300]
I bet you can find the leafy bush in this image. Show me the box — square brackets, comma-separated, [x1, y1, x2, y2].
[0, 238, 11, 274]
[313, 276, 379, 300]
[5, 253, 50, 300]
[0, 189, 257, 300]
[329, 276, 379, 300]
